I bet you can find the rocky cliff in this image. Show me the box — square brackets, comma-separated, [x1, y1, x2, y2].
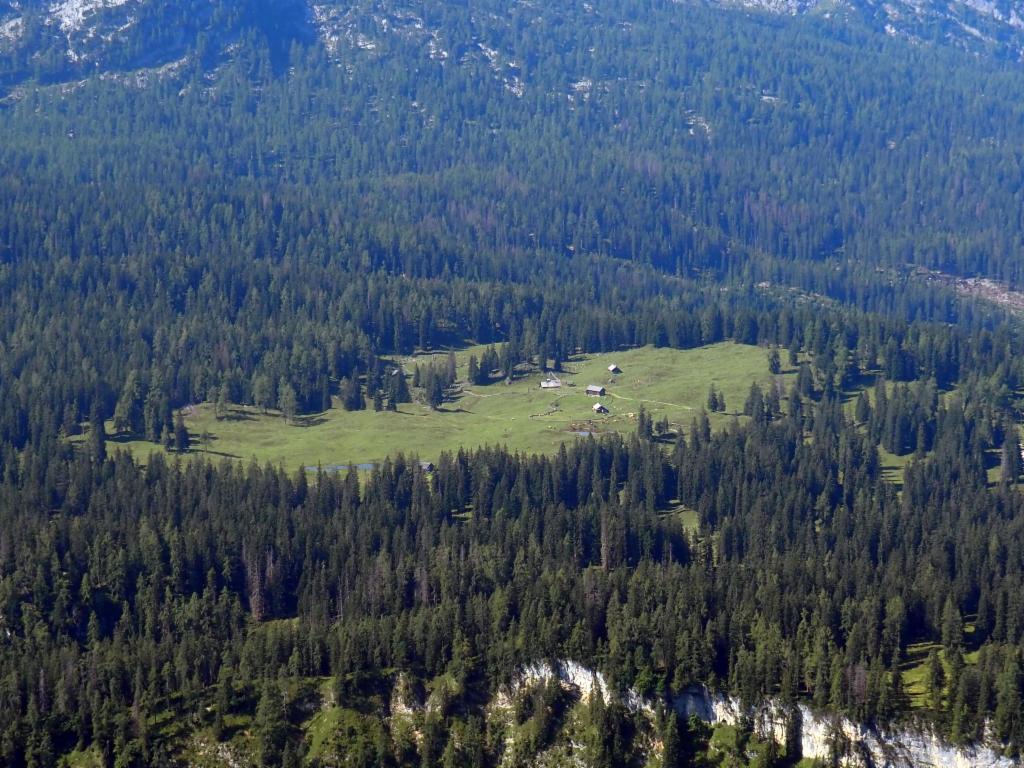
[520, 659, 1016, 768]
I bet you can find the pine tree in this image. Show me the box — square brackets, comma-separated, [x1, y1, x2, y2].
[319, 375, 332, 411]
[87, 401, 107, 464]
[584, 687, 611, 768]
[213, 668, 232, 742]
[446, 349, 457, 386]
[426, 369, 445, 409]
[949, 670, 971, 744]
[1001, 431, 1021, 485]
[707, 386, 719, 413]
[113, 371, 144, 434]
[744, 383, 765, 421]
[661, 709, 682, 768]
[855, 391, 871, 424]
[393, 367, 411, 403]
[215, 379, 230, 421]
[995, 654, 1022, 743]
[941, 596, 963, 652]
[278, 379, 298, 423]
[787, 342, 800, 368]
[340, 377, 364, 411]
[927, 649, 945, 712]
[636, 407, 652, 441]
[254, 680, 288, 767]
[173, 411, 189, 453]
[61, 401, 81, 437]
[252, 373, 273, 414]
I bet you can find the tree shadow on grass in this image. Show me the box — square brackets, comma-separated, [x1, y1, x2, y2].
[186, 432, 240, 459]
[436, 405, 472, 414]
[199, 449, 242, 459]
[219, 408, 257, 422]
[292, 415, 328, 427]
[839, 370, 879, 405]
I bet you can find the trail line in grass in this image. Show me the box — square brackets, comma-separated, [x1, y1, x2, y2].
[605, 391, 694, 410]
[459, 388, 504, 398]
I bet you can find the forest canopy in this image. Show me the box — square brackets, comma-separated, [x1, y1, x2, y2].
[2, 0, 1024, 764]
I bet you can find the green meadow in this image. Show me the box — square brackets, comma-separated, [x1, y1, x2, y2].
[108, 342, 791, 469]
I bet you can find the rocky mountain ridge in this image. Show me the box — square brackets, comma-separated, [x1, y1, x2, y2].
[718, 0, 1024, 58]
[0, 0, 1022, 94]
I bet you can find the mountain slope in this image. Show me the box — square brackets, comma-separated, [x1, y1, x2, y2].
[0, 0, 313, 85]
[722, 0, 1024, 59]
[5, 0, 1024, 290]
[1, 0, 1023, 92]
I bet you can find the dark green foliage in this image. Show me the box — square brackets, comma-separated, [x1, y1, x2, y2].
[213, 667, 232, 742]
[0, 375, 1022, 762]
[340, 377, 364, 412]
[3, 1, 1024, 763]
[173, 410, 189, 453]
[707, 386, 720, 413]
[385, 367, 412, 408]
[87, 401, 106, 464]
[279, 378, 299, 422]
[416, 360, 456, 410]
[661, 709, 683, 768]
[255, 680, 289, 766]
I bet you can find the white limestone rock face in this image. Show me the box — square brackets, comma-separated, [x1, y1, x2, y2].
[49, 0, 131, 35]
[675, 684, 1016, 768]
[386, 662, 1014, 767]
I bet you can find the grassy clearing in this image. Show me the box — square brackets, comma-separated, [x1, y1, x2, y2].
[59, 748, 103, 768]
[842, 374, 961, 489]
[304, 706, 385, 765]
[709, 724, 740, 753]
[901, 621, 980, 709]
[109, 343, 791, 469]
[901, 640, 939, 709]
[672, 504, 701, 534]
[705, 723, 780, 766]
[878, 446, 913, 489]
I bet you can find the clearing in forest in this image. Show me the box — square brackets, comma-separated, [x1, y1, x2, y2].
[109, 342, 792, 469]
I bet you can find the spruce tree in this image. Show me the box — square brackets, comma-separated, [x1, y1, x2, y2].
[254, 680, 288, 767]
[173, 411, 189, 453]
[707, 386, 719, 413]
[87, 401, 107, 464]
[278, 379, 298, 423]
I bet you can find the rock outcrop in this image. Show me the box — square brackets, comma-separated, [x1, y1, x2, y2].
[502, 660, 1016, 767]
[675, 685, 1016, 768]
